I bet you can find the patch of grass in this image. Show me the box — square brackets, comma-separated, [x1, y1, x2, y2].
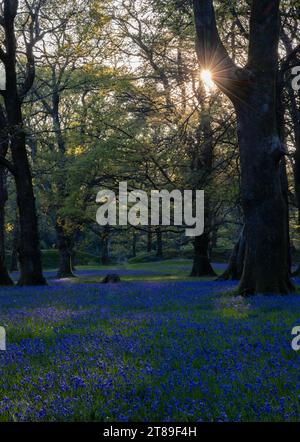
[67, 260, 223, 284]
[41, 250, 100, 269]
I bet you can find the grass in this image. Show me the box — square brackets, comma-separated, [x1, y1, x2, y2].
[58, 260, 223, 284]
[42, 249, 100, 268]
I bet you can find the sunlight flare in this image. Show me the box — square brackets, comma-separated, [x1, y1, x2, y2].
[200, 69, 215, 91]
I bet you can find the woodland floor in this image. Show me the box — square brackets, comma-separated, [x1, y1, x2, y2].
[0, 260, 300, 421]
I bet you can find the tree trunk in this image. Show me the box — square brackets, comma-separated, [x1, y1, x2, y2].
[55, 223, 75, 278]
[71, 250, 77, 272]
[3, 1, 46, 286]
[132, 230, 137, 257]
[0, 259, 12, 286]
[286, 69, 300, 276]
[209, 224, 218, 259]
[193, 0, 294, 294]
[10, 217, 19, 272]
[9, 132, 46, 285]
[0, 167, 13, 285]
[190, 103, 215, 277]
[9, 211, 20, 272]
[217, 227, 245, 281]
[190, 233, 216, 277]
[101, 226, 110, 265]
[0, 108, 13, 285]
[156, 228, 163, 257]
[279, 26, 300, 276]
[293, 119, 300, 276]
[237, 109, 293, 294]
[10, 247, 18, 272]
[147, 227, 152, 253]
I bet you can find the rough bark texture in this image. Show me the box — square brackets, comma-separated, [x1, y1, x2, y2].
[194, 0, 294, 294]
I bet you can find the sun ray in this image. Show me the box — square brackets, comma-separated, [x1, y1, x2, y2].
[200, 69, 215, 92]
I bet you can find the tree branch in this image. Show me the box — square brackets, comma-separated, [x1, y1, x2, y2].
[229, 3, 249, 39]
[193, 0, 237, 71]
[193, 0, 249, 103]
[0, 46, 6, 62]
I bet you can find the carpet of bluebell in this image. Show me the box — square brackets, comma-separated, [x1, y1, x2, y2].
[1, 275, 300, 422]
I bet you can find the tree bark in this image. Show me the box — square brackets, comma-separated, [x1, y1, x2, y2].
[190, 98, 216, 277]
[236, 107, 293, 294]
[55, 222, 75, 279]
[147, 227, 153, 253]
[132, 230, 137, 257]
[2, 0, 46, 286]
[217, 227, 246, 281]
[0, 107, 13, 285]
[193, 0, 294, 294]
[190, 233, 216, 277]
[293, 121, 300, 276]
[6, 110, 45, 286]
[285, 64, 300, 276]
[71, 250, 77, 272]
[10, 216, 19, 272]
[156, 227, 163, 257]
[101, 226, 110, 265]
[0, 167, 13, 285]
